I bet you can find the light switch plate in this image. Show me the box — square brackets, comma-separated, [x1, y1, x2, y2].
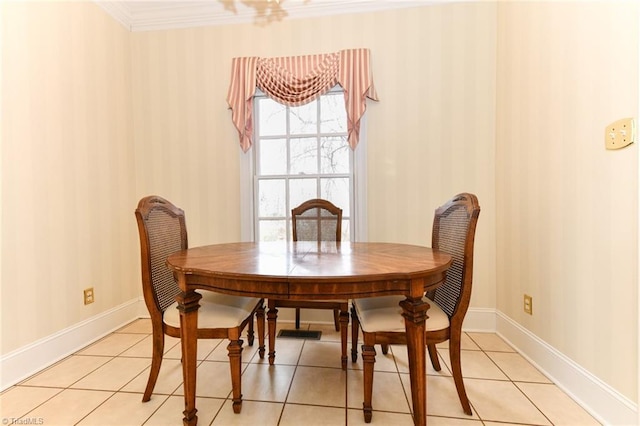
[605, 117, 636, 150]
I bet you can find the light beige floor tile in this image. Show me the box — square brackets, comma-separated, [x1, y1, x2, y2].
[392, 345, 452, 376]
[313, 322, 343, 343]
[424, 375, 480, 419]
[120, 335, 153, 358]
[23, 389, 113, 425]
[516, 382, 601, 425]
[347, 369, 410, 413]
[70, 357, 151, 391]
[426, 416, 484, 425]
[280, 403, 345, 425]
[286, 366, 346, 407]
[465, 378, 550, 425]
[117, 318, 153, 334]
[466, 333, 514, 352]
[258, 338, 304, 366]
[212, 400, 283, 425]
[122, 358, 184, 395]
[487, 352, 551, 383]
[439, 349, 508, 380]
[0, 386, 62, 419]
[298, 341, 343, 369]
[145, 395, 223, 426]
[347, 408, 414, 425]
[120, 335, 184, 359]
[165, 338, 222, 361]
[125, 334, 181, 358]
[398, 374, 480, 419]
[77, 333, 148, 356]
[77, 391, 165, 425]
[436, 333, 482, 351]
[21, 355, 111, 388]
[173, 361, 232, 398]
[239, 363, 295, 402]
[483, 423, 540, 426]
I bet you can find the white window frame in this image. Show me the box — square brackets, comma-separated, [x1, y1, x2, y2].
[239, 94, 368, 243]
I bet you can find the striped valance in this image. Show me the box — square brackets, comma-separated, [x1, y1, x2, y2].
[227, 48, 378, 152]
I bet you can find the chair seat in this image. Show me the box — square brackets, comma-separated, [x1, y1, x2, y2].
[164, 292, 263, 329]
[353, 296, 449, 333]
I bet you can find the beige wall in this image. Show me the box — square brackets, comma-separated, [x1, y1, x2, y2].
[1, 2, 136, 352]
[496, 1, 638, 401]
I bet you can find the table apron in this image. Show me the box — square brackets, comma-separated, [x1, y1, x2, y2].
[179, 271, 447, 300]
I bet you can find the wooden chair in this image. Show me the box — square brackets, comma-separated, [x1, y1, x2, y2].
[267, 198, 350, 369]
[135, 195, 265, 413]
[351, 193, 480, 422]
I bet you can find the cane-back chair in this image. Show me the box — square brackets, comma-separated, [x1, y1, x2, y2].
[135, 195, 265, 413]
[267, 198, 350, 369]
[351, 193, 480, 422]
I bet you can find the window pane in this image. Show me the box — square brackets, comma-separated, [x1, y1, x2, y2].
[320, 93, 347, 133]
[341, 219, 351, 242]
[290, 101, 317, 135]
[259, 98, 286, 136]
[259, 220, 286, 242]
[289, 178, 317, 210]
[321, 178, 350, 216]
[320, 136, 349, 174]
[259, 138, 286, 176]
[290, 137, 318, 175]
[258, 179, 286, 217]
[254, 90, 354, 243]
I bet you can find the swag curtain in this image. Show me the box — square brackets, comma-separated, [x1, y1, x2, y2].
[227, 48, 378, 152]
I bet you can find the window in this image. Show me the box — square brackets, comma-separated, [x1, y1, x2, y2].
[239, 88, 368, 242]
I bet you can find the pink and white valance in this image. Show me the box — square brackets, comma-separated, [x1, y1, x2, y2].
[227, 48, 379, 152]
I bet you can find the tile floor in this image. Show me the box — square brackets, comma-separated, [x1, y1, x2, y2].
[1, 317, 601, 425]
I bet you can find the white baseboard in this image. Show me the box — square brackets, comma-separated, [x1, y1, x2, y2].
[495, 310, 638, 426]
[0, 298, 143, 391]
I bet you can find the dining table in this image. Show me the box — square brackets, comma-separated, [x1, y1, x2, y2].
[166, 240, 452, 426]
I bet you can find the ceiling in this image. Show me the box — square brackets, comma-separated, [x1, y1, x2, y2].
[95, 0, 442, 32]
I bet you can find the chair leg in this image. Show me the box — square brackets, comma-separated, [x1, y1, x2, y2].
[333, 309, 340, 331]
[381, 344, 389, 355]
[267, 303, 278, 365]
[227, 338, 244, 414]
[295, 308, 301, 329]
[143, 326, 165, 402]
[247, 314, 255, 346]
[427, 343, 441, 371]
[256, 303, 266, 359]
[351, 305, 359, 363]
[449, 334, 472, 415]
[362, 333, 377, 423]
[339, 308, 349, 370]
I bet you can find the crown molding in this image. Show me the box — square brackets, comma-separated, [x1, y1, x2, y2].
[96, 0, 449, 32]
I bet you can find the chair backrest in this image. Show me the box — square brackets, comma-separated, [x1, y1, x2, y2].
[135, 195, 188, 316]
[429, 193, 480, 323]
[291, 198, 342, 242]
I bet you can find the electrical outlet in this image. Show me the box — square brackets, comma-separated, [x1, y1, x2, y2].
[524, 294, 532, 315]
[84, 288, 95, 305]
[605, 117, 636, 150]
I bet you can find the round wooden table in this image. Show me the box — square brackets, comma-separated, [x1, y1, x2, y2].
[167, 241, 452, 426]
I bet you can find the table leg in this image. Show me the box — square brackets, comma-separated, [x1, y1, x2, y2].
[267, 306, 278, 365]
[339, 309, 349, 370]
[177, 289, 202, 426]
[400, 296, 430, 426]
